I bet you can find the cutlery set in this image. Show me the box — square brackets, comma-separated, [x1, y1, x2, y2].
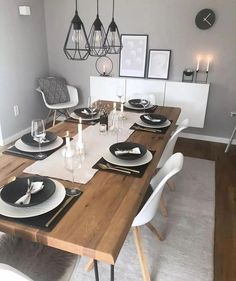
[98, 163, 140, 174]
[133, 125, 162, 133]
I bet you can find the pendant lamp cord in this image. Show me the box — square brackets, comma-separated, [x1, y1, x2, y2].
[112, 0, 115, 19]
[75, 0, 77, 11]
[97, 0, 99, 16]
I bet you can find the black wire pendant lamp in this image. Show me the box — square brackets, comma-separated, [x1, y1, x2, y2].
[87, 0, 109, 57]
[105, 0, 122, 54]
[64, 0, 90, 61]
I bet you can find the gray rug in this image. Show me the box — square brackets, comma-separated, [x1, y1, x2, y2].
[69, 157, 215, 281]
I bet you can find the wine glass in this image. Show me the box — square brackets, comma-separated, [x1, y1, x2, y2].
[88, 97, 97, 125]
[31, 119, 47, 159]
[64, 145, 82, 190]
[140, 96, 151, 113]
[116, 87, 124, 109]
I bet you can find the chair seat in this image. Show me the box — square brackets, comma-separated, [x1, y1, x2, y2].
[45, 100, 77, 110]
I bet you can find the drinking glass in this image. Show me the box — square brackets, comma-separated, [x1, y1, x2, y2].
[88, 97, 97, 125]
[116, 87, 124, 110]
[64, 146, 82, 188]
[141, 96, 151, 113]
[31, 119, 47, 159]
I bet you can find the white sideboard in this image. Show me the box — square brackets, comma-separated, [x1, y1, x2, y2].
[90, 76, 210, 128]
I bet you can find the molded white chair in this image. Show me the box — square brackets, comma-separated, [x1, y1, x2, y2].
[36, 85, 79, 126]
[132, 152, 184, 281]
[0, 263, 33, 281]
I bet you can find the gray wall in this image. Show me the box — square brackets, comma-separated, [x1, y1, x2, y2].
[44, 0, 236, 139]
[0, 0, 49, 143]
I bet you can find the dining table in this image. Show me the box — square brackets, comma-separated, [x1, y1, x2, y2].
[0, 102, 181, 281]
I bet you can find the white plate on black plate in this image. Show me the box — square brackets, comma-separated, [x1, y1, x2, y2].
[21, 131, 57, 147]
[15, 136, 63, 153]
[140, 114, 167, 125]
[1, 176, 56, 207]
[103, 150, 153, 167]
[124, 102, 154, 111]
[0, 179, 65, 218]
[74, 108, 99, 119]
[70, 112, 100, 121]
[136, 119, 171, 129]
[109, 142, 147, 160]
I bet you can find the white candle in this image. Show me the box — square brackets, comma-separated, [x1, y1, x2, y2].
[121, 103, 124, 113]
[78, 118, 83, 144]
[103, 64, 106, 75]
[196, 56, 201, 71]
[113, 102, 116, 111]
[206, 57, 211, 72]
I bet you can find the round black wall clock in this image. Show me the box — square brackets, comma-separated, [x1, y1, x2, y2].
[195, 9, 216, 30]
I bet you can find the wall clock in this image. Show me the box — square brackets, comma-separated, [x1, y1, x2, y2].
[195, 9, 216, 30]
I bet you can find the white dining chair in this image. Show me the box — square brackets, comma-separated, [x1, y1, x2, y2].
[85, 153, 184, 280]
[0, 263, 33, 281]
[36, 85, 79, 126]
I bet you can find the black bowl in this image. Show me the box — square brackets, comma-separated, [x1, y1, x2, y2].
[74, 107, 99, 119]
[1, 176, 56, 207]
[21, 131, 57, 147]
[109, 142, 147, 160]
[140, 114, 167, 125]
[128, 99, 149, 108]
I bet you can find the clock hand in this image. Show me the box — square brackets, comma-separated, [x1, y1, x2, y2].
[204, 18, 212, 26]
[203, 13, 211, 21]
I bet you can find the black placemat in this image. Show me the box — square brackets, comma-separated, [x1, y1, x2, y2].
[0, 189, 82, 231]
[124, 105, 158, 113]
[92, 151, 155, 178]
[3, 137, 70, 160]
[65, 117, 100, 125]
[130, 121, 172, 134]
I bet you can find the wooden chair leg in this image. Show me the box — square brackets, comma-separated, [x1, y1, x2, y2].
[167, 179, 175, 191]
[53, 110, 57, 126]
[160, 195, 168, 217]
[146, 222, 164, 241]
[84, 258, 94, 272]
[132, 226, 151, 281]
[45, 109, 52, 125]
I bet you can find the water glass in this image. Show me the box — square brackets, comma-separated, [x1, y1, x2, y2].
[31, 119, 47, 159]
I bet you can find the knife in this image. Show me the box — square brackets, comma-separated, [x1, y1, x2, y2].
[45, 196, 74, 227]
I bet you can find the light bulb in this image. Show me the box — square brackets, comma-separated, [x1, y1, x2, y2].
[95, 30, 102, 45]
[72, 29, 83, 45]
[110, 31, 116, 46]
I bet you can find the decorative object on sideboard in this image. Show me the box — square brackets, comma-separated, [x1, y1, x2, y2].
[147, 49, 171, 80]
[195, 9, 216, 30]
[119, 34, 148, 78]
[195, 56, 211, 83]
[64, 0, 90, 61]
[95, 56, 113, 76]
[87, 0, 109, 57]
[19, 6, 31, 16]
[105, 0, 122, 54]
[182, 69, 194, 82]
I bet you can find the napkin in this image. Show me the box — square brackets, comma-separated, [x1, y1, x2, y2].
[14, 181, 44, 205]
[143, 115, 161, 122]
[81, 109, 90, 115]
[33, 137, 50, 143]
[115, 147, 141, 155]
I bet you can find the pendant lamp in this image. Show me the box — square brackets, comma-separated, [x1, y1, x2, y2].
[87, 0, 109, 57]
[105, 0, 122, 54]
[64, 0, 90, 61]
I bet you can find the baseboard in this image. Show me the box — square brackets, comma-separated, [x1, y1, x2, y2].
[0, 126, 31, 147]
[180, 132, 236, 145]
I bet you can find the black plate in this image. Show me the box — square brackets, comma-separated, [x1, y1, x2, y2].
[21, 131, 57, 147]
[109, 142, 147, 160]
[1, 176, 56, 207]
[140, 114, 167, 125]
[74, 108, 99, 119]
[128, 99, 149, 108]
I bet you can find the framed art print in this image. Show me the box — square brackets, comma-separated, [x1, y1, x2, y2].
[147, 49, 171, 79]
[119, 34, 148, 78]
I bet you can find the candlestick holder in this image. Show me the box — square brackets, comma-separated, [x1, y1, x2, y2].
[182, 69, 194, 83]
[195, 70, 209, 83]
[95, 56, 113, 77]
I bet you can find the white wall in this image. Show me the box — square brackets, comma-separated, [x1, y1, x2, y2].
[44, 0, 236, 139]
[0, 0, 49, 145]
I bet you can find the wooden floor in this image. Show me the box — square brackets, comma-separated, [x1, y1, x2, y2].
[175, 138, 236, 281]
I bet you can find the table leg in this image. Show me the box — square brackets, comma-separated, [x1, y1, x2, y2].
[93, 260, 115, 281]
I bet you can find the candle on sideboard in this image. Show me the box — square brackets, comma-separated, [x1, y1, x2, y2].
[196, 56, 201, 71]
[206, 57, 211, 72]
[103, 64, 106, 75]
[78, 117, 83, 144]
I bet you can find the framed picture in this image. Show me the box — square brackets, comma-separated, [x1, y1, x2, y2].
[119, 34, 148, 78]
[147, 49, 171, 80]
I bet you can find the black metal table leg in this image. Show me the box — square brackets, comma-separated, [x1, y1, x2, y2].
[111, 264, 114, 281]
[94, 260, 99, 281]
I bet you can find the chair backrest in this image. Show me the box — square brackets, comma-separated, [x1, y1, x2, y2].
[157, 118, 189, 168]
[132, 153, 184, 227]
[0, 263, 33, 281]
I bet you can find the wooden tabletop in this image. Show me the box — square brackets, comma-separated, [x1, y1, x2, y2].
[0, 106, 180, 265]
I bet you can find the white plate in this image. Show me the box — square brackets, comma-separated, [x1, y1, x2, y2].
[103, 150, 153, 167]
[0, 179, 66, 218]
[136, 119, 171, 129]
[124, 102, 154, 111]
[15, 136, 63, 153]
[70, 112, 100, 121]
